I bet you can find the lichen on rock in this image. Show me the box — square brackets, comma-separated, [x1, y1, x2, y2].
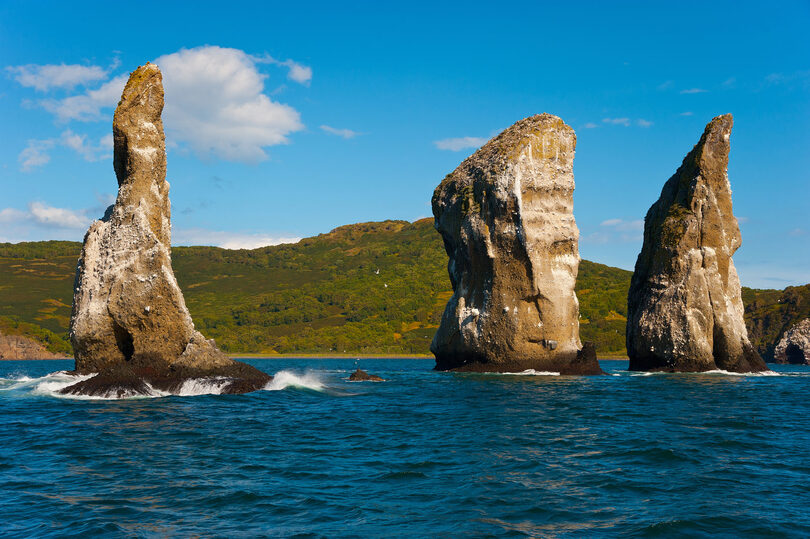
[64, 63, 270, 396]
[430, 113, 602, 374]
[626, 114, 767, 373]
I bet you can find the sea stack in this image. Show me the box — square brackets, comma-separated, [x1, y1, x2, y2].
[626, 114, 767, 373]
[431, 114, 602, 374]
[64, 63, 271, 396]
[773, 319, 810, 365]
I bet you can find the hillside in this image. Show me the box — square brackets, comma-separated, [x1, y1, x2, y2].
[0, 219, 805, 359]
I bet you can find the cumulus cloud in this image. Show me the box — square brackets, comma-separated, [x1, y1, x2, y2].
[434, 136, 488, 151]
[6, 63, 108, 91]
[320, 125, 360, 139]
[600, 218, 644, 231]
[17, 130, 110, 171]
[602, 117, 631, 126]
[636, 119, 653, 127]
[22, 46, 307, 163]
[172, 228, 301, 249]
[18, 139, 55, 171]
[0, 202, 90, 229]
[680, 88, 708, 94]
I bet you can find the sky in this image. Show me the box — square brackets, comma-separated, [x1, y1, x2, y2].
[0, 0, 808, 288]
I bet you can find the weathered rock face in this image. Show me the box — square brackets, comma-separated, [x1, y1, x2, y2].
[65, 63, 270, 396]
[0, 332, 67, 360]
[431, 113, 602, 374]
[773, 319, 810, 365]
[626, 114, 767, 373]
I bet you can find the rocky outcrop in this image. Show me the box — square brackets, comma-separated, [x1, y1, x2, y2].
[627, 114, 767, 373]
[64, 63, 270, 396]
[773, 319, 810, 364]
[431, 114, 602, 374]
[348, 369, 385, 382]
[0, 332, 67, 360]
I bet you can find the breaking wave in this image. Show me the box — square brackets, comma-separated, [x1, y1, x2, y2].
[502, 369, 561, 376]
[263, 370, 326, 391]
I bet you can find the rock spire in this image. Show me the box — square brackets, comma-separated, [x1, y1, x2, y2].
[431, 113, 602, 374]
[65, 63, 270, 396]
[626, 114, 767, 373]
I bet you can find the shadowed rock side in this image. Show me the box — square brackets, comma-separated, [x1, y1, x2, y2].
[627, 114, 766, 373]
[431, 113, 602, 375]
[64, 63, 270, 396]
[348, 369, 385, 382]
[774, 319, 810, 365]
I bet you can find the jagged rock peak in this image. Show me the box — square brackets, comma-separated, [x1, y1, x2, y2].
[774, 319, 810, 365]
[66, 63, 270, 396]
[431, 113, 602, 375]
[626, 114, 767, 373]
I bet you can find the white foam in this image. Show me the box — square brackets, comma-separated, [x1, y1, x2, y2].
[175, 377, 232, 396]
[264, 370, 326, 391]
[502, 369, 561, 376]
[702, 369, 780, 377]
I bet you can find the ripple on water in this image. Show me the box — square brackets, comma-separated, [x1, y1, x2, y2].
[1, 358, 810, 537]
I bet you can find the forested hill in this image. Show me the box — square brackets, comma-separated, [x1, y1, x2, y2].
[0, 218, 807, 359]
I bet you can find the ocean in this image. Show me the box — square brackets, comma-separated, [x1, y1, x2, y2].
[1, 358, 808, 537]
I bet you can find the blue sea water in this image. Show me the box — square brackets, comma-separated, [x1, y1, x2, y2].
[1, 358, 809, 538]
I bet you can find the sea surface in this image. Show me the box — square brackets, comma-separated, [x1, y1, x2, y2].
[1, 358, 809, 538]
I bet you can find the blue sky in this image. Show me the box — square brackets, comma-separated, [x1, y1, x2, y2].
[0, 0, 808, 288]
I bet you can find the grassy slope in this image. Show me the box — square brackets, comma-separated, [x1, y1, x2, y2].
[0, 219, 805, 358]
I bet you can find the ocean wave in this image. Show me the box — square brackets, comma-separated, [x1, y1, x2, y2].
[263, 370, 326, 391]
[502, 369, 561, 376]
[175, 377, 233, 396]
[630, 369, 781, 377]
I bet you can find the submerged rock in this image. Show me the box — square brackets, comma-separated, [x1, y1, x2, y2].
[431, 114, 602, 374]
[65, 63, 270, 396]
[348, 369, 385, 382]
[626, 114, 766, 373]
[773, 319, 810, 365]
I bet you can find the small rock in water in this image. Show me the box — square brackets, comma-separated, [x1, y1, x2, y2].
[773, 319, 810, 365]
[65, 63, 270, 396]
[349, 369, 385, 382]
[626, 114, 767, 373]
[430, 113, 602, 375]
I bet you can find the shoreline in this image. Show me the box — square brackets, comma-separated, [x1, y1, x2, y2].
[2, 354, 631, 361]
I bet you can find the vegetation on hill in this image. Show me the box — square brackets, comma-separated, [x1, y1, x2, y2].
[0, 220, 805, 359]
[743, 284, 810, 360]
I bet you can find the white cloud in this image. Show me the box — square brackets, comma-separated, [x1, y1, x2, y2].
[26, 46, 306, 163]
[17, 130, 110, 171]
[320, 125, 360, 139]
[172, 228, 301, 249]
[680, 88, 708, 94]
[0, 202, 89, 229]
[600, 218, 644, 231]
[60, 129, 110, 161]
[637, 119, 653, 127]
[253, 54, 312, 85]
[680, 111, 693, 116]
[602, 117, 630, 126]
[40, 73, 127, 122]
[583, 122, 599, 129]
[657, 80, 673, 90]
[6, 63, 108, 91]
[434, 136, 488, 151]
[18, 139, 55, 171]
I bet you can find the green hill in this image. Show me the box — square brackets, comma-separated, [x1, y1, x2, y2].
[0, 219, 805, 359]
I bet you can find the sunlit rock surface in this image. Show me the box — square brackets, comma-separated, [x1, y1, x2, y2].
[65, 63, 270, 396]
[431, 114, 602, 374]
[626, 114, 766, 373]
[774, 319, 810, 365]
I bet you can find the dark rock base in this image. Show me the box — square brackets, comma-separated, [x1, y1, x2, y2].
[348, 369, 385, 382]
[628, 344, 768, 373]
[434, 342, 604, 375]
[60, 361, 272, 397]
